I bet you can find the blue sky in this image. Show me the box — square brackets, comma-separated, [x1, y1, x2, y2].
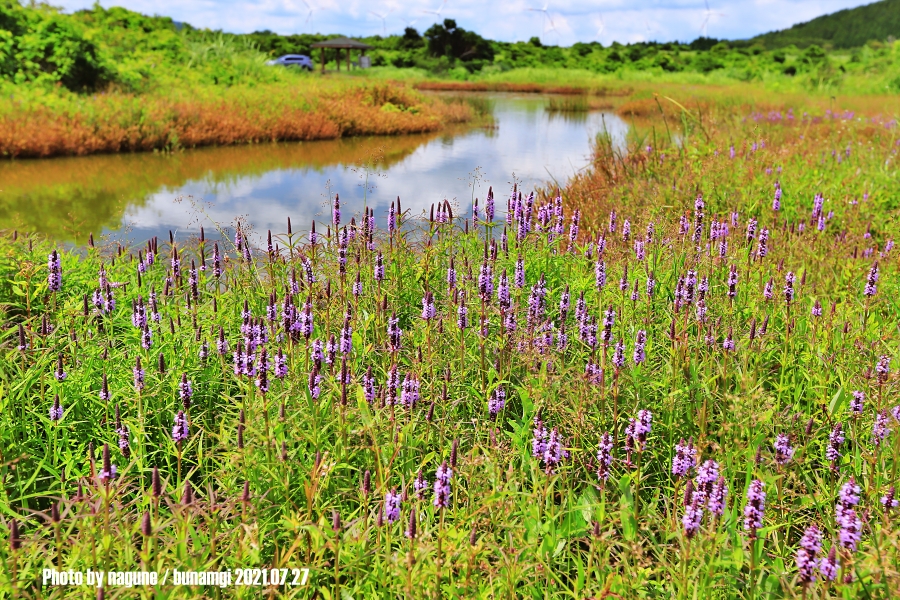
[56, 0, 879, 45]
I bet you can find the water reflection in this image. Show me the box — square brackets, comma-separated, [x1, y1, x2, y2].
[0, 94, 627, 245]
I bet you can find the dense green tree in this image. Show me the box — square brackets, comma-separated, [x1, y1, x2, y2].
[424, 19, 493, 62]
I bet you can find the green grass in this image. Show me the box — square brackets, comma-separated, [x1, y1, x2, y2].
[0, 97, 898, 597]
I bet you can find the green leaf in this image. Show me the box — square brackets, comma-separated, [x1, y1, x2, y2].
[829, 388, 845, 416]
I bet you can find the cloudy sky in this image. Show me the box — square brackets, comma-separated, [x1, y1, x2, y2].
[56, 0, 876, 45]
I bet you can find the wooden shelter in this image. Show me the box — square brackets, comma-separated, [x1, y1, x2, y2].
[310, 37, 373, 73]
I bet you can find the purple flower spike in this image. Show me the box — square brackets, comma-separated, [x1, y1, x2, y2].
[708, 476, 728, 517]
[179, 373, 193, 409]
[873, 409, 891, 446]
[633, 330, 647, 365]
[625, 410, 652, 452]
[48, 250, 62, 292]
[172, 411, 189, 444]
[274, 349, 288, 379]
[49, 395, 63, 421]
[133, 357, 145, 392]
[383, 489, 401, 524]
[682, 495, 703, 539]
[433, 461, 452, 509]
[488, 387, 506, 416]
[613, 339, 625, 369]
[774, 433, 794, 465]
[98, 444, 117, 483]
[826, 423, 844, 469]
[743, 479, 765, 539]
[864, 262, 879, 297]
[796, 524, 822, 586]
[672, 439, 696, 479]
[819, 546, 839, 581]
[876, 355, 890, 384]
[54, 355, 66, 382]
[596, 432, 613, 482]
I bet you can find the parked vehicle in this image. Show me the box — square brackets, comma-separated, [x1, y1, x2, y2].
[265, 55, 314, 70]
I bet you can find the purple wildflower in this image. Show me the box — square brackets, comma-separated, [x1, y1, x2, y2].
[433, 462, 452, 509]
[488, 387, 506, 416]
[693, 459, 720, 506]
[826, 423, 844, 469]
[743, 480, 765, 539]
[98, 444, 117, 483]
[383, 489, 401, 524]
[540, 428, 569, 474]
[633, 330, 647, 365]
[757, 228, 769, 259]
[876, 355, 890, 384]
[835, 478, 862, 552]
[596, 432, 613, 482]
[179, 373, 193, 409]
[863, 261, 878, 298]
[49, 395, 63, 421]
[613, 339, 625, 369]
[401, 373, 420, 408]
[172, 411, 189, 443]
[388, 313, 402, 351]
[873, 409, 891, 446]
[819, 547, 839, 581]
[54, 355, 66, 382]
[47, 250, 62, 292]
[412, 470, 428, 499]
[374, 251, 385, 282]
[532, 416, 548, 458]
[774, 433, 794, 465]
[99, 373, 110, 402]
[625, 410, 652, 451]
[708, 476, 728, 517]
[672, 439, 696, 479]
[421, 292, 436, 320]
[308, 366, 322, 400]
[796, 524, 822, 586]
[594, 260, 606, 290]
[133, 357, 145, 392]
[784, 271, 795, 304]
[682, 495, 703, 539]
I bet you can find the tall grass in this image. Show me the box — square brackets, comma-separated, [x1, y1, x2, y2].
[0, 81, 477, 159]
[0, 98, 898, 598]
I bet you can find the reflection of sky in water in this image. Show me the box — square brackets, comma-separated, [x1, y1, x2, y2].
[121, 96, 625, 244]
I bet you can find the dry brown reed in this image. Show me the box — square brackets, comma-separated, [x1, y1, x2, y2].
[0, 83, 474, 159]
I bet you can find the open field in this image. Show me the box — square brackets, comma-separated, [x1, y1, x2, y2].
[4, 3, 900, 597]
[0, 93, 898, 597]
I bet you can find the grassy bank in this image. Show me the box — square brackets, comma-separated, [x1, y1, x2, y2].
[0, 80, 477, 159]
[0, 95, 898, 597]
[4, 2, 898, 160]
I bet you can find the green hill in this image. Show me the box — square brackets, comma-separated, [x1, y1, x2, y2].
[753, 0, 900, 49]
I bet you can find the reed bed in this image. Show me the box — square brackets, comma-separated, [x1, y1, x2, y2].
[545, 96, 617, 113]
[0, 82, 475, 159]
[0, 98, 898, 598]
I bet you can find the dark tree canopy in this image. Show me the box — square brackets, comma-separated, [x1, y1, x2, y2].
[424, 19, 494, 61]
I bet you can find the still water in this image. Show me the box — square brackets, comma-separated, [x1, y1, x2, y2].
[0, 94, 627, 244]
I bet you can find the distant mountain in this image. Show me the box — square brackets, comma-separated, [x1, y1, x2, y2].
[753, 0, 900, 49]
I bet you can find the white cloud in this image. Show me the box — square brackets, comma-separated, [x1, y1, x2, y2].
[55, 0, 879, 45]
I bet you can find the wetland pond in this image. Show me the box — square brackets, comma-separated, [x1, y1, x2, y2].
[0, 93, 627, 244]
